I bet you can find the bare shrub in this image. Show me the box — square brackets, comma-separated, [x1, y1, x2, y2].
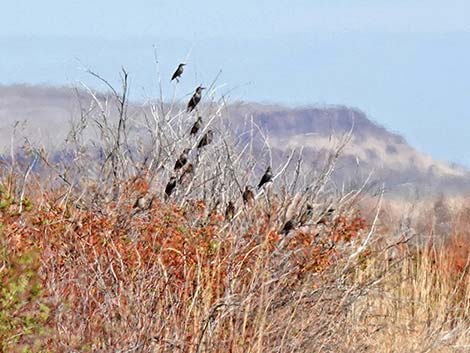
[3, 63, 470, 352]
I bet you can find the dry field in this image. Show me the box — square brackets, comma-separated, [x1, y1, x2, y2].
[2, 73, 470, 353]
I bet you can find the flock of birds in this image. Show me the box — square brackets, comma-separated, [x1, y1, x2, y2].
[146, 63, 334, 235]
[164, 63, 274, 200]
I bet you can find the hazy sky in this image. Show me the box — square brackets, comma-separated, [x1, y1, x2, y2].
[2, 1, 470, 165]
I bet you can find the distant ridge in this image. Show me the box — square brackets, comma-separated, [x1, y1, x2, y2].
[228, 103, 470, 194]
[0, 84, 469, 195]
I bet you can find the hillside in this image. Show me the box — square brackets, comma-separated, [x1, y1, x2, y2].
[0, 84, 468, 195]
[229, 103, 470, 195]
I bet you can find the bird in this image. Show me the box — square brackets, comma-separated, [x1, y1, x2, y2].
[280, 219, 297, 235]
[187, 86, 205, 113]
[225, 201, 236, 221]
[133, 196, 146, 210]
[299, 203, 314, 225]
[164, 176, 178, 199]
[133, 194, 155, 211]
[242, 186, 255, 206]
[171, 63, 185, 82]
[133, 195, 148, 210]
[190, 116, 203, 136]
[174, 148, 191, 170]
[258, 166, 273, 189]
[197, 130, 214, 149]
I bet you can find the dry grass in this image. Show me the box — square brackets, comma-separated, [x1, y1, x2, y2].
[2, 68, 470, 353]
[3, 173, 470, 352]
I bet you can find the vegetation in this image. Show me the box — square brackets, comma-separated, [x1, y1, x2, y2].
[1, 67, 470, 352]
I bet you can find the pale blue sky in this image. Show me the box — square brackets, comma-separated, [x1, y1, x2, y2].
[1, 1, 470, 165]
[4, 0, 470, 37]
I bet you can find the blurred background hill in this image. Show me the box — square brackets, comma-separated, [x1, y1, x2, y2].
[1, 84, 469, 197]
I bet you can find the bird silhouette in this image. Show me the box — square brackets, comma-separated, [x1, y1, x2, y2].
[280, 219, 297, 235]
[171, 63, 185, 82]
[164, 176, 178, 199]
[174, 148, 191, 171]
[258, 166, 273, 189]
[242, 186, 255, 206]
[225, 201, 236, 221]
[190, 116, 203, 136]
[187, 86, 205, 112]
[197, 130, 214, 149]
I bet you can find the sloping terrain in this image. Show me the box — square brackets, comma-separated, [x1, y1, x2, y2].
[228, 103, 470, 194]
[0, 84, 468, 194]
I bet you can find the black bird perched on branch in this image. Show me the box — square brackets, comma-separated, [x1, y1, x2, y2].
[258, 166, 273, 189]
[225, 201, 236, 221]
[164, 176, 178, 199]
[197, 130, 214, 149]
[190, 116, 203, 136]
[171, 63, 185, 82]
[187, 86, 205, 112]
[242, 186, 255, 206]
[174, 148, 191, 170]
[281, 219, 297, 235]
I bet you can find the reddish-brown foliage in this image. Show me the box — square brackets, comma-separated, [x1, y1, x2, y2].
[0, 177, 368, 351]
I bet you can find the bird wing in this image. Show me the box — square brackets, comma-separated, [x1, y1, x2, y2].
[171, 69, 180, 81]
[187, 97, 195, 112]
[258, 175, 267, 188]
[190, 122, 199, 134]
